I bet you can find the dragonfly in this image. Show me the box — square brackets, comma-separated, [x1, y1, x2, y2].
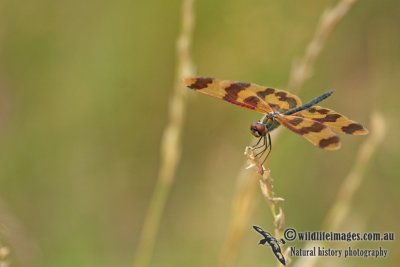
[253, 225, 286, 265]
[183, 77, 368, 162]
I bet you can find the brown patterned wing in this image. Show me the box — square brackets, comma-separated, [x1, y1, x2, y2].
[276, 115, 341, 150]
[248, 85, 302, 112]
[293, 105, 368, 135]
[183, 77, 273, 113]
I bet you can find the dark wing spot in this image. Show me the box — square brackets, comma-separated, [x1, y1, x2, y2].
[222, 82, 252, 108]
[319, 136, 340, 148]
[316, 108, 330, 114]
[223, 82, 250, 101]
[275, 92, 287, 98]
[288, 117, 303, 126]
[188, 77, 213, 89]
[243, 96, 260, 107]
[307, 122, 325, 133]
[286, 97, 298, 108]
[314, 114, 341, 123]
[286, 121, 325, 135]
[308, 107, 329, 114]
[342, 123, 364, 134]
[257, 87, 275, 98]
[297, 122, 325, 135]
[275, 92, 298, 109]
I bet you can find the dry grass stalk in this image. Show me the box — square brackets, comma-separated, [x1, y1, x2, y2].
[133, 1, 195, 266]
[246, 147, 288, 266]
[0, 243, 10, 267]
[289, 0, 359, 91]
[218, 0, 359, 266]
[292, 111, 386, 267]
[323, 111, 386, 232]
[218, 149, 286, 267]
[0, 199, 37, 266]
[218, 169, 259, 267]
[244, 147, 285, 232]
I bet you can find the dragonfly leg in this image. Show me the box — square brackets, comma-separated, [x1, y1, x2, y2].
[261, 133, 272, 165]
[255, 136, 270, 158]
[252, 136, 265, 149]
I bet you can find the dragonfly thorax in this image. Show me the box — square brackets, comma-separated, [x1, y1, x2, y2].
[262, 111, 280, 123]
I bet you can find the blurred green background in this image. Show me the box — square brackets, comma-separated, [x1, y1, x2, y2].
[0, 0, 399, 266]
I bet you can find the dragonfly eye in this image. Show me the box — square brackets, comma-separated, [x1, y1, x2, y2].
[250, 122, 266, 137]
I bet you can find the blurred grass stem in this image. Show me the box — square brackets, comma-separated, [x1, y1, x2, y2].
[218, 170, 259, 267]
[218, 0, 359, 266]
[133, 0, 195, 266]
[292, 111, 386, 267]
[289, 0, 359, 91]
[323, 112, 386, 232]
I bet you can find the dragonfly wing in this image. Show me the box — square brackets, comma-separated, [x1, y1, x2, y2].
[292, 105, 368, 135]
[253, 226, 266, 236]
[248, 85, 303, 112]
[183, 77, 273, 113]
[276, 115, 341, 150]
[270, 241, 286, 265]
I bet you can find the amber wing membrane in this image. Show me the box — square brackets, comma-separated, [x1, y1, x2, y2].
[293, 105, 368, 135]
[276, 115, 341, 150]
[183, 77, 272, 113]
[183, 77, 302, 113]
[247, 84, 302, 112]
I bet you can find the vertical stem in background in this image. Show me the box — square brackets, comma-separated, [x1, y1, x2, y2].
[133, 1, 195, 267]
[218, 0, 359, 266]
[0, 240, 10, 267]
[292, 111, 386, 267]
[323, 112, 386, 232]
[0, 199, 37, 266]
[218, 171, 259, 267]
[289, 0, 358, 92]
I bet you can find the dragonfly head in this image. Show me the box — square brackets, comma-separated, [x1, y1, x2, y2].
[250, 122, 267, 137]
